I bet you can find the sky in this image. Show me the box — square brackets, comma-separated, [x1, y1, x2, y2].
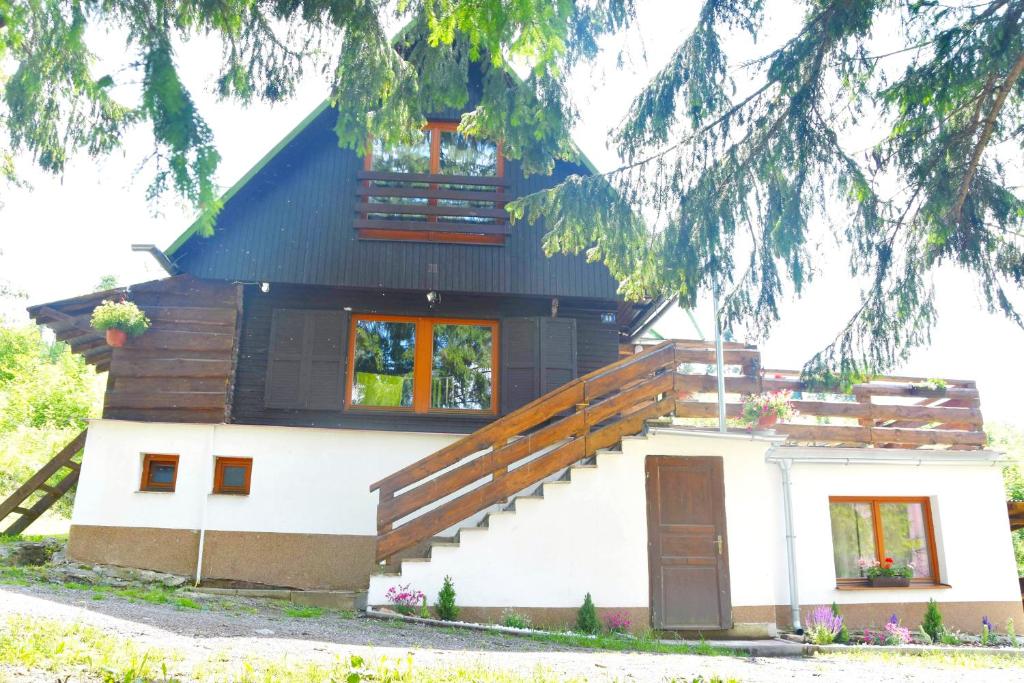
[1, 2, 1023, 424]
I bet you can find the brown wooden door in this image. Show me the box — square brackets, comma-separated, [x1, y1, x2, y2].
[646, 456, 732, 630]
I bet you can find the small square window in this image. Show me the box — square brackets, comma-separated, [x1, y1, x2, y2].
[214, 457, 252, 495]
[141, 454, 179, 492]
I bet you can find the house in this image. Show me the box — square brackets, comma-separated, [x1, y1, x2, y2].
[6, 47, 1022, 638]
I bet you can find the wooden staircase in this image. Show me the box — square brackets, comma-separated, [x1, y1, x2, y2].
[370, 340, 986, 563]
[0, 430, 87, 536]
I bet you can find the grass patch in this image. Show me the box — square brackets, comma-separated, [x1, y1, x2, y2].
[0, 615, 604, 681]
[817, 647, 1024, 669]
[0, 564, 44, 585]
[175, 596, 202, 610]
[284, 605, 323, 618]
[0, 533, 67, 545]
[524, 630, 734, 657]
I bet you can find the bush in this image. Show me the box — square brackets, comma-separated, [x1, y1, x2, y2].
[604, 611, 632, 634]
[436, 575, 458, 622]
[89, 300, 150, 336]
[501, 608, 532, 630]
[805, 605, 843, 645]
[831, 603, 850, 644]
[922, 599, 943, 642]
[576, 593, 599, 634]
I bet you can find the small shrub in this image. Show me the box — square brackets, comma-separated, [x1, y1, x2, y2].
[805, 605, 843, 645]
[436, 575, 459, 622]
[921, 599, 943, 642]
[830, 603, 849, 644]
[501, 608, 532, 630]
[1008, 618, 1018, 647]
[419, 595, 430, 619]
[576, 593, 600, 634]
[938, 628, 964, 646]
[384, 584, 425, 616]
[865, 615, 911, 645]
[916, 626, 933, 644]
[90, 300, 150, 336]
[981, 615, 994, 646]
[604, 611, 632, 634]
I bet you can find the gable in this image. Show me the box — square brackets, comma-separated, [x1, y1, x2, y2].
[168, 102, 619, 300]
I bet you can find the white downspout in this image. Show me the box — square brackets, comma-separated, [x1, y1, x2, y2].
[711, 284, 727, 434]
[194, 425, 217, 587]
[778, 457, 802, 632]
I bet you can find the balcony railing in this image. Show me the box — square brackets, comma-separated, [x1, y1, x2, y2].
[355, 171, 510, 241]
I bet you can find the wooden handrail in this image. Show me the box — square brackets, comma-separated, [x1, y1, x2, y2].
[371, 338, 988, 562]
[368, 340, 675, 495]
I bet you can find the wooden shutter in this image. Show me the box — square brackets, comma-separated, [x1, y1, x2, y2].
[500, 317, 540, 414]
[500, 317, 578, 414]
[265, 309, 347, 410]
[539, 317, 577, 395]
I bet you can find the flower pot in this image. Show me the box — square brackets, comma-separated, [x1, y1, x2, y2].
[105, 328, 128, 348]
[757, 412, 779, 429]
[867, 576, 911, 588]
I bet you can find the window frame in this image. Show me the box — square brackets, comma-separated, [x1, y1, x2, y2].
[361, 121, 506, 245]
[364, 120, 505, 178]
[213, 457, 253, 495]
[345, 314, 500, 415]
[140, 454, 179, 493]
[828, 495, 941, 586]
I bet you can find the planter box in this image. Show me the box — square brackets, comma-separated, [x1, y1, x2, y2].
[868, 576, 911, 588]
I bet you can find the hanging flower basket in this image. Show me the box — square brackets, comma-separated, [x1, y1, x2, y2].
[105, 328, 128, 348]
[90, 300, 151, 348]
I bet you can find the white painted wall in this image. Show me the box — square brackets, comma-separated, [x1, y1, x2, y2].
[789, 460, 1020, 606]
[368, 428, 1021, 620]
[74, 419, 460, 535]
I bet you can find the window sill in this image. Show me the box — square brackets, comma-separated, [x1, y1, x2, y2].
[834, 583, 951, 591]
[211, 492, 249, 496]
[135, 489, 174, 494]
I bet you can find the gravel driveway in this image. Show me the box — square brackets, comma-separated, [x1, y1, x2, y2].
[0, 583, 1020, 682]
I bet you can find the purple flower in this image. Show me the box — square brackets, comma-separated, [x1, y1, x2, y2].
[983, 616, 993, 631]
[889, 613, 899, 625]
[805, 605, 844, 644]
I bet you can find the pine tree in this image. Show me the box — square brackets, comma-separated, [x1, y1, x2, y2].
[922, 599, 944, 642]
[436, 575, 459, 622]
[576, 593, 600, 634]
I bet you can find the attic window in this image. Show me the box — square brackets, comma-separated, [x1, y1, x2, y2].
[357, 121, 509, 245]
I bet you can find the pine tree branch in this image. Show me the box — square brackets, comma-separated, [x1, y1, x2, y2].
[951, 50, 1024, 222]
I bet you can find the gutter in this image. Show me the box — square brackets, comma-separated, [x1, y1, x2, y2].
[131, 244, 179, 275]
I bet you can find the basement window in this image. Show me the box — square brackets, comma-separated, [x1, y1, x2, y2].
[213, 457, 252, 495]
[829, 496, 940, 586]
[140, 454, 179, 492]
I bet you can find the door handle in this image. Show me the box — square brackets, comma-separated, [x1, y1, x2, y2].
[715, 535, 723, 555]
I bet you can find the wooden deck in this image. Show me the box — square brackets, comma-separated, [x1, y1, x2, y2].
[370, 339, 987, 561]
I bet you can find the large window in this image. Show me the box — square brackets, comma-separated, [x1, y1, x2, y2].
[348, 315, 497, 414]
[828, 496, 939, 584]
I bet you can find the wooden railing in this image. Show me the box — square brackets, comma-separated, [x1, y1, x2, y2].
[355, 171, 510, 236]
[370, 340, 986, 561]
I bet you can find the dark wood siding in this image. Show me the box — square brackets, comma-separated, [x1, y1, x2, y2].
[172, 105, 620, 301]
[232, 283, 618, 433]
[104, 276, 241, 424]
